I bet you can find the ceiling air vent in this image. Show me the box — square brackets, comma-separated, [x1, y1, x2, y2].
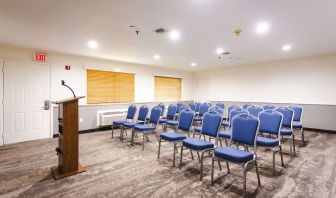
[154, 28, 168, 34]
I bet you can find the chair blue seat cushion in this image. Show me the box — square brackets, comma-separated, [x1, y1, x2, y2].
[293, 123, 303, 129]
[256, 137, 279, 147]
[113, 120, 127, 126]
[222, 121, 229, 127]
[123, 122, 136, 127]
[160, 132, 187, 141]
[182, 138, 214, 150]
[280, 129, 293, 136]
[219, 130, 231, 139]
[167, 120, 178, 126]
[194, 126, 202, 132]
[134, 125, 155, 132]
[194, 117, 203, 122]
[214, 147, 254, 164]
[159, 119, 167, 124]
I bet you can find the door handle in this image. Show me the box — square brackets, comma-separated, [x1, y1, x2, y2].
[41, 100, 50, 110]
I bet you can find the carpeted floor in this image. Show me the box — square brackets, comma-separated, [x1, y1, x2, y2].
[0, 129, 335, 198]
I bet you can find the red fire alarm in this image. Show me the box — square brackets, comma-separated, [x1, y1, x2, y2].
[65, 65, 71, 70]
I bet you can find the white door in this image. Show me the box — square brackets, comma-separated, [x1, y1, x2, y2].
[3, 60, 51, 144]
[195, 78, 209, 102]
[0, 59, 3, 146]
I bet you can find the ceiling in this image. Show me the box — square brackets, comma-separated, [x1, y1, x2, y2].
[0, 0, 335, 70]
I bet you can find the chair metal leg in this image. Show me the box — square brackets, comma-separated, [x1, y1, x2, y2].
[211, 157, 215, 186]
[272, 151, 276, 176]
[243, 164, 248, 198]
[301, 128, 305, 144]
[255, 160, 261, 186]
[200, 151, 205, 181]
[292, 135, 296, 156]
[226, 161, 230, 173]
[197, 151, 201, 162]
[142, 133, 145, 151]
[111, 125, 114, 138]
[219, 138, 223, 147]
[158, 138, 161, 159]
[279, 146, 285, 167]
[225, 138, 228, 146]
[190, 150, 194, 160]
[131, 129, 134, 146]
[179, 146, 184, 169]
[120, 127, 123, 141]
[173, 142, 177, 167]
[217, 161, 222, 171]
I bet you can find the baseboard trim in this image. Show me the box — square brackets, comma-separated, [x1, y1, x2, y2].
[52, 126, 113, 138]
[304, 127, 336, 134]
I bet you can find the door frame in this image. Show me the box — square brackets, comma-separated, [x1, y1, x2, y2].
[3, 59, 52, 144]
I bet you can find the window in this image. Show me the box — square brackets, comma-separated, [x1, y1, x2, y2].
[155, 76, 182, 101]
[87, 69, 134, 104]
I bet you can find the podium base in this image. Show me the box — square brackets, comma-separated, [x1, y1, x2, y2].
[51, 163, 85, 180]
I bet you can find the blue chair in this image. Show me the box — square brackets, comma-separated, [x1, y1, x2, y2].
[158, 109, 195, 166]
[218, 108, 247, 146]
[158, 103, 165, 116]
[159, 104, 178, 131]
[188, 103, 197, 111]
[176, 102, 184, 113]
[193, 106, 224, 135]
[256, 110, 285, 175]
[167, 105, 190, 130]
[211, 114, 261, 198]
[195, 102, 201, 113]
[215, 102, 225, 110]
[242, 103, 253, 110]
[121, 105, 149, 141]
[179, 111, 222, 181]
[275, 107, 295, 156]
[289, 104, 304, 143]
[263, 104, 277, 110]
[132, 106, 162, 150]
[111, 104, 137, 139]
[222, 104, 240, 127]
[193, 103, 211, 123]
[247, 105, 263, 118]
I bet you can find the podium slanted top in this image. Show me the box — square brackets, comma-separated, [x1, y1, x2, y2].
[53, 96, 85, 104]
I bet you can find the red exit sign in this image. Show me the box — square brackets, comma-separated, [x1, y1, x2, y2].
[33, 52, 48, 62]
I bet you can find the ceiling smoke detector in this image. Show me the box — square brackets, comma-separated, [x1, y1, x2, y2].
[154, 28, 168, 34]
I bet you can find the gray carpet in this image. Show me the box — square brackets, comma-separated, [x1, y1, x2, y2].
[0, 129, 335, 198]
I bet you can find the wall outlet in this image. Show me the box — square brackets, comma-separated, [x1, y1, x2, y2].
[79, 118, 84, 123]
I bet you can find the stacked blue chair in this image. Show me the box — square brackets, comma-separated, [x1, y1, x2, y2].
[222, 104, 240, 127]
[167, 105, 190, 130]
[188, 103, 197, 111]
[193, 103, 211, 124]
[193, 106, 224, 134]
[289, 104, 304, 143]
[159, 104, 178, 131]
[131, 106, 162, 150]
[275, 107, 295, 156]
[121, 105, 149, 141]
[179, 110, 222, 181]
[256, 110, 285, 175]
[215, 102, 225, 110]
[247, 105, 263, 118]
[211, 114, 261, 198]
[111, 104, 137, 139]
[218, 108, 247, 146]
[263, 104, 277, 110]
[158, 109, 195, 166]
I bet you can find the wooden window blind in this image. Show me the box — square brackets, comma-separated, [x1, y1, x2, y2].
[87, 69, 135, 104]
[155, 76, 182, 101]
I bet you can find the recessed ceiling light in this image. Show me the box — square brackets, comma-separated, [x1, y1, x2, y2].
[191, 62, 196, 67]
[216, 48, 224, 55]
[282, 44, 292, 51]
[88, 40, 98, 49]
[169, 30, 181, 41]
[255, 22, 270, 34]
[154, 54, 161, 60]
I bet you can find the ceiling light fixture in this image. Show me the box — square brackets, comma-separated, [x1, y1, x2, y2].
[88, 40, 98, 49]
[191, 62, 196, 67]
[255, 22, 270, 34]
[282, 44, 292, 51]
[154, 54, 161, 60]
[169, 30, 181, 41]
[216, 48, 224, 55]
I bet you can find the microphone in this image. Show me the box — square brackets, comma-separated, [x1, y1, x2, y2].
[61, 80, 76, 98]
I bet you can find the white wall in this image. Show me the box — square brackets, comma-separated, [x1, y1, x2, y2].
[194, 54, 336, 105]
[0, 58, 3, 145]
[0, 44, 194, 105]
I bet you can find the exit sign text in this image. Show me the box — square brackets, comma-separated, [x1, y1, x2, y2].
[33, 52, 48, 62]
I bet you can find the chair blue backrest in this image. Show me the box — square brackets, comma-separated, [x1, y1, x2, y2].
[288, 105, 302, 122]
[215, 102, 225, 110]
[227, 104, 240, 118]
[195, 102, 201, 112]
[209, 106, 224, 115]
[231, 114, 259, 146]
[247, 105, 263, 118]
[263, 104, 277, 110]
[166, 104, 178, 119]
[176, 102, 183, 113]
[258, 110, 283, 135]
[242, 103, 253, 110]
[201, 111, 222, 137]
[149, 106, 162, 124]
[178, 109, 194, 131]
[275, 107, 294, 128]
[126, 105, 137, 120]
[179, 105, 189, 113]
[138, 105, 149, 122]
[229, 108, 247, 126]
[158, 103, 165, 116]
[199, 103, 210, 116]
[188, 103, 197, 111]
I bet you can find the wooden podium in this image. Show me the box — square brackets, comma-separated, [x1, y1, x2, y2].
[51, 96, 85, 179]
